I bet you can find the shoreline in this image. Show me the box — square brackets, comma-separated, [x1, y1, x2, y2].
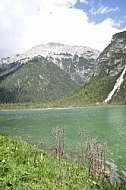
[0, 103, 126, 111]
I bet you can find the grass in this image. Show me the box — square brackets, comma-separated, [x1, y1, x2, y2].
[0, 134, 126, 190]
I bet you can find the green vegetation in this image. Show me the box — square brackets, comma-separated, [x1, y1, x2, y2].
[0, 101, 94, 110]
[0, 31, 126, 106]
[0, 57, 78, 103]
[60, 31, 126, 106]
[113, 30, 126, 39]
[0, 134, 125, 189]
[51, 70, 126, 107]
[0, 54, 96, 104]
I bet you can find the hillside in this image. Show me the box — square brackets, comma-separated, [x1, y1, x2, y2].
[0, 56, 78, 103]
[0, 43, 100, 103]
[0, 30, 126, 105]
[1, 134, 125, 189]
[59, 30, 126, 106]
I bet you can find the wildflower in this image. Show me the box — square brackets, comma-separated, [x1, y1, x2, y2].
[2, 159, 5, 163]
[40, 153, 43, 160]
[104, 170, 110, 177]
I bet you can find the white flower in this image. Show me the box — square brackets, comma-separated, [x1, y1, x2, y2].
[40, 153, 43, 160]
[2, 159, 5, 163]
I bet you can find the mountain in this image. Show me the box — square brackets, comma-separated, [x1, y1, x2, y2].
[63, 30, 126, 105]
[1, 30, 125, 106]
[96, 31, 126, 103]
[0, 43, 100, 84]
[0, 43, 100, 103]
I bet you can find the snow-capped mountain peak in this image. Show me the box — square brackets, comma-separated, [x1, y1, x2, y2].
[0, 43, 100, 65]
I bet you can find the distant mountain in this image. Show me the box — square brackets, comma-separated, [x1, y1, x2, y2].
[63, 30, 126, 105]
[1, 30, 125, 106]
[0, 43, 100, 84]
[0, 43, 100, 103]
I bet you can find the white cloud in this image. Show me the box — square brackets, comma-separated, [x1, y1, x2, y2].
[0, 0, 125, 58]
[79, 0, 88, 4]
[90, 6, 119, 15]
[100, 7, 119, 14]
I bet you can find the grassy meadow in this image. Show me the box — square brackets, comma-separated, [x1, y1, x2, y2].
[0, 133, 126, 190]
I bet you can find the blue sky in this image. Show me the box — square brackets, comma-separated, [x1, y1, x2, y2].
[0, 0, 126, 58]
[75, 0, 126, 28]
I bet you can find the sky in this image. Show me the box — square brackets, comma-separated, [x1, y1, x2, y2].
[0, 0, 126, 59]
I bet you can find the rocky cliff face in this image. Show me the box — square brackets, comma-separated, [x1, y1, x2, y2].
[0, 30, 125, 104]
[96, 31, 126, 103]
[0, 43, 100, 84]
[0, 43, 100, 103]
[69, 30, 126, 104]
[95, 31, 126, 77]
[0, 43, 99, 64]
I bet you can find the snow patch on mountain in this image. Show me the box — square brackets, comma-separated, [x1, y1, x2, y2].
[0, 43, 100, 65]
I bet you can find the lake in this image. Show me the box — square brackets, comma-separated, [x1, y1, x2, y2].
[0, 106, 126, 177]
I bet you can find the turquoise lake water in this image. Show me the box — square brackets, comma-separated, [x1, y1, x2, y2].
[0, 106, 126, 176]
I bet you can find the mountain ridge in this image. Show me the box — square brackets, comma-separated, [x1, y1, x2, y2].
[61, 30, 126, 105]
[0, 56, 78, 103]
[0, 31, 126, 105]
[0, 43, 100, 65]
